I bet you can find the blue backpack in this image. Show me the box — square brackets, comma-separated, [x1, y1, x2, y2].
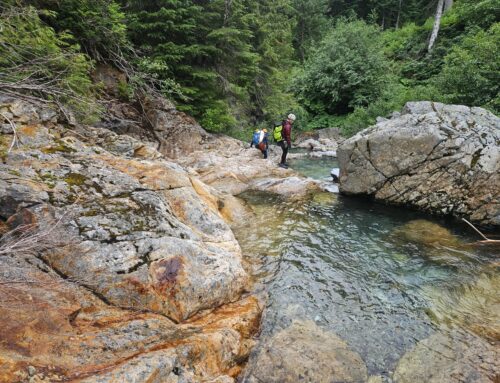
[252, 130, 261, 146]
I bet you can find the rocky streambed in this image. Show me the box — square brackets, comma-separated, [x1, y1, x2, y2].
[1, 96, 498, 383]
[237, 169, 499, 383]
[0, 96, 320, 382]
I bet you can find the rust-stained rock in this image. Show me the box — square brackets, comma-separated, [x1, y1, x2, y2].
[0, 255, 260, 383]
[0, 96, 261, 382]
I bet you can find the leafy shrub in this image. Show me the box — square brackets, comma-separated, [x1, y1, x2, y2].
[435, 23, 500, 113]
[340, 82, 441, 136]
[294, 19, 391, 116]
[200, 101, 237, 133]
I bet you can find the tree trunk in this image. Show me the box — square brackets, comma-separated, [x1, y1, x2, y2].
[396, 0, 403, 29]
[444, 0, 453, 11]
[428, 0, 444, 53]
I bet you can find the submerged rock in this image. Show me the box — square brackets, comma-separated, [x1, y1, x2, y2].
[338, 102, 500, 227]
[390, 219, 463, 249]
[393, 330, 499, 383]
[243, 320, 368, 383]
[423, 273, 500, 341]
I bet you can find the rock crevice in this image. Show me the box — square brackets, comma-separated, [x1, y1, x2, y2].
[0, 96, 264, 382]
[339, 101, 500, 226]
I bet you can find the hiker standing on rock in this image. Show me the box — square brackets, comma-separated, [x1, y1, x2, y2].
[274, 113, 295, 169]
[250, 128, 269, 159]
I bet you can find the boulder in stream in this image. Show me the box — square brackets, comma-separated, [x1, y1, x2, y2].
[338, 102, 500, 227]
[393, 330, 500, 383]
[243, 320, 368, 383]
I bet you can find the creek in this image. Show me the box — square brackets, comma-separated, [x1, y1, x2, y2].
[235, 155, 499, 378]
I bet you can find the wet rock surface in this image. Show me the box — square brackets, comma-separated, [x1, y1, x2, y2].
[393, 330, 499, 383]
[338, 102, 500, 227]
[243, 320, 368, 383]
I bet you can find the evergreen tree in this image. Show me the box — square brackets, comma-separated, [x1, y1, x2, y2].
[292, 0, 330, 61]
[24, 0, 129, 61]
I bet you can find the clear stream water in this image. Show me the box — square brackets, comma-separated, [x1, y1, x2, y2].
[234, 156, 499, 378]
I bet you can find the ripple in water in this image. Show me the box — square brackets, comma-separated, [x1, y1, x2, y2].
[235, 157, 499, 378]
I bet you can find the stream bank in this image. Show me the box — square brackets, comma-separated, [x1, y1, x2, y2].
[0, 95, 324, 382]
[1, 94, 498, 382]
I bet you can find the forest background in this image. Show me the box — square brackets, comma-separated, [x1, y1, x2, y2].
[0, 0, 498, 138]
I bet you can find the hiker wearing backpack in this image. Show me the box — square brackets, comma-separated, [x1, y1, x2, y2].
[273, 113, 296, 168]
[250, 128, 269, 159]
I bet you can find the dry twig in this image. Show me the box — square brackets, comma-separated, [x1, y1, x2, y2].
[462, 218, 500, 244]
[0, 112, 19, 152]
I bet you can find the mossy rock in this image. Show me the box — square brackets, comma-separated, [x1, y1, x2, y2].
[42, 139, 77, 154]
[65, 173, 87, 186]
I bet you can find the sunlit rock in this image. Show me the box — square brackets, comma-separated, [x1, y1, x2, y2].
[0, 97, 261, 381]
[339, 102, 500, 226]
[393, 330, 499, 383]
[243, 320, 368, 383]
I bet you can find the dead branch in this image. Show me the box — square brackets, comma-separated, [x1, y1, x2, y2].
[0, 194, 82, 258]
[0, 112, 19, 152]
[462, 218, 500, 244]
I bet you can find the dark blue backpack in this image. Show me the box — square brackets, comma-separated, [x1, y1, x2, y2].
[252, 130, 261, 146]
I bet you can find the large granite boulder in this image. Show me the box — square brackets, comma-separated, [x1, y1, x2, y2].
[0, 96, 261, 381]
[243, 320, 368, 383]
[338, 102, 500, 226]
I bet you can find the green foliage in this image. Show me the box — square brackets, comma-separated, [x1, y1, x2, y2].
[124, 0, 298, 133]
[339, 82, 440, 135]
[200, 101, 237, 133]
[3, 0, 498, 139]
[292, 0, 330, 61]
[0, 5, 99, 122]
[294, 19, 391, 116]
[25, 0, 129, 61]
[451, 0, 500, 30]
[435, 23, 500, 113]
[327, 0, 434, 29]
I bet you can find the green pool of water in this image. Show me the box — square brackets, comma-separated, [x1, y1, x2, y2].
[287, 152, 338, 181]
[235, 158, 499, 378]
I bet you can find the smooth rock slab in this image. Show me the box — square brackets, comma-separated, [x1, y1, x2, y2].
[1, 100, 248, 322]
[243, 320, 368, 383]
[393, 330, 500, 383]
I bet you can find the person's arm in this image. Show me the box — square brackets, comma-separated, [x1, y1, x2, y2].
[283, 122, 292, 145]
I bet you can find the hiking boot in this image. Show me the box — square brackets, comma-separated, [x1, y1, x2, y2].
[278, 163, 288, 169]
